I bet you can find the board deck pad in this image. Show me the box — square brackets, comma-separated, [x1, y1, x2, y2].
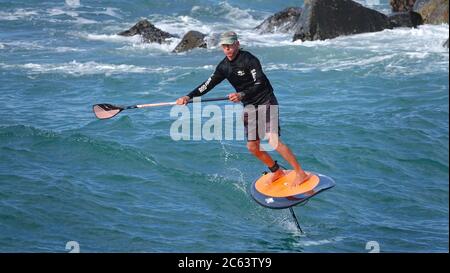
[251, 170, 335, 209]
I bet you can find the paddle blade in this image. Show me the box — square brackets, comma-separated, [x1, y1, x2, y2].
[93, 104, 123, 119]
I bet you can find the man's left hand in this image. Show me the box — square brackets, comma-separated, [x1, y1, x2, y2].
[228, 92, 242, 103]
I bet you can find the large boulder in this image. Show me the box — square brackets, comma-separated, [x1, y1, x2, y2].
[390, 0, 417, 12]
[293, 0, 392, 42]
[413, 0, 449, 24]
[118, 19, 177, 44]
[388, 11, 424, 27]
[172, 30, 207, 53]
[255, 7, 303, 34]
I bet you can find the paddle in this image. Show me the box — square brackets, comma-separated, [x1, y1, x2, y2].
[93, 96, 229, 120]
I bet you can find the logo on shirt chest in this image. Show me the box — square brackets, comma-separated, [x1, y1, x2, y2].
[236, 70, 246, 76]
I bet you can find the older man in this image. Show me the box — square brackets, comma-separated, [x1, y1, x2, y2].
[176, 31, 311, 185]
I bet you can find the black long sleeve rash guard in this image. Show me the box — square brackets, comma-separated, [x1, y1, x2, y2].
[187, 50, 275, 106]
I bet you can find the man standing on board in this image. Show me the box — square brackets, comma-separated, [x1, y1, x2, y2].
[176, 31, 311, 186]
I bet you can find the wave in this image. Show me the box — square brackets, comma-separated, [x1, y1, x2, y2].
[0, 8, 38, 21]
[1, 2, 447, 74]
[292, 236, 345, 247]
[0, 124, 158, 168]
[82, 12, 448, 54]
[65, 0, 80, 8]
[147, 2, 287, 49]
[260, 24, 449, 76]
[265, 55, 445, 76]
[0, 40, 85, 53]
[0, 5, 122, 24]
[78, 32, 143, 43]
[355, 0, 391, 14]
[148, 15, 214, 38]
[189, 2, 263, 27]
[8, 1, 437, 55]
[75, 32, 180, 52]
[0, 60, 214, 76]
[0, 61, 168, 76]
[74, 2, 273, 51]
[302, 24, 449, 53]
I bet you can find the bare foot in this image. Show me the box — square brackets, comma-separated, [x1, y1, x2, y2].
[291, 171, 312, 187]
[265, 169, 285, 185]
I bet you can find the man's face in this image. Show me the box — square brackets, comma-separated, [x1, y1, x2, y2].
[221, 41, 239, 60]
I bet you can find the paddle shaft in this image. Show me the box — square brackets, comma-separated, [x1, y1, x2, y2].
[131, 96, 230, 109]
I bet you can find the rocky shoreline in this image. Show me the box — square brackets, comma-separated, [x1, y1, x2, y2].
[117, 0, 449, 52]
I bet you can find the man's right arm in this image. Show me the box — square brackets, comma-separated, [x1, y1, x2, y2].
[186, 68, 225, 99]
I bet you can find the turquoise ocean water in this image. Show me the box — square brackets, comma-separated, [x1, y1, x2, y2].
[0, 0, 448, 252]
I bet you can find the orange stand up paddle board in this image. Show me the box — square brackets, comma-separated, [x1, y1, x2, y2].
[251, 170, 335, 209]
[250, 169, 335, 233]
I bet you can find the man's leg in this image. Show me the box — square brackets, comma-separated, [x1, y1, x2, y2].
[268, 133, 311, 186]
[247, 140, 284, 182]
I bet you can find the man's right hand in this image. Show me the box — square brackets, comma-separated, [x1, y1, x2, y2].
[176, 96, 190, 105]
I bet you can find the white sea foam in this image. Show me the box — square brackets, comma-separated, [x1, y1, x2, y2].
[0, 9, 39, 21]
[1, 5, 120, 23]
[320, 54, 398, 72]
[75, 17, 98, 24]
[0, 61, 170, 76]
[126, 2, 267, 50]
[65, 0, 81, 8]
[0, 41, 84, 53]
[46, 7, 97, 24]
[151, 15, 213, 37]
[265, 63, 313, 72]
[300, 24, 449, 53]
[61, 3, 278, 52]
[292, 236, 345, 247]
[354, 0, 391, 14]
[79, 33, 142, 43]
[189, 2, 261, 27]
[0, 61, 214, 76]
[255, 24, 447, 76]
[120, 40, 179, 53]
[1, 41, 45, 50]
[54, 46, 85, 53]
[47, 8, 78, 17]
[76, 30, 180, 52]
[101, 7, 122, 19]
[47, 6, 121, 20]
[218, 2, 261, 27]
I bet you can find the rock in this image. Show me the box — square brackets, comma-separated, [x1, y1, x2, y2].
[118, 19, 177, 44]
[413, 0, 449, 24]
[444, 38, 449, 48]
[293, 0, 392, 42]
[172, 31, 207, 53]
[390, 0, 417, 12]
[388, 11, 424, 27]
[255, 7, 303, 34]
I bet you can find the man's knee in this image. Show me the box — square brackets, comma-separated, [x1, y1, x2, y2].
[247, 141, 260, 154]
[268, 133, 281, 149]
